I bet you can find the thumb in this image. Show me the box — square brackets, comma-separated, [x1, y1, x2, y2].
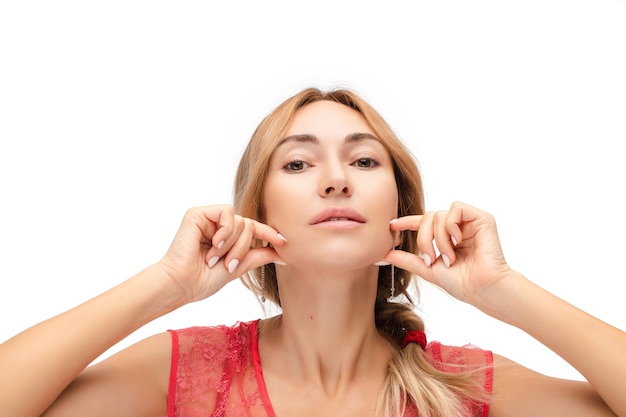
[378, 249, 435, 285]
[228, 246, 287, 277]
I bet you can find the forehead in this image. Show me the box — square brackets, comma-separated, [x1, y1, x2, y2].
[285, 100, 374, 137]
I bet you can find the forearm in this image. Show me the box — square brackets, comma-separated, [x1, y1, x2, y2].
[0, 263, 185, 417]
[481, 272, 626, 416]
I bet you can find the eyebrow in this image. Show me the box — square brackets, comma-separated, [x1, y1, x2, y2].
[276, 132, 381, 148]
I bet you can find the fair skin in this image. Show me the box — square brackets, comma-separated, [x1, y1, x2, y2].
[0, 100, 624, 417]
[258, 101, 401, 415]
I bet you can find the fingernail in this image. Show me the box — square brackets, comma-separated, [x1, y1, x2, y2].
[420, 253, 432, 267]
[217, 240, 225, 249]
[277, 233, 288, 242]
[375, 261, 391, 266]
[442, 254, 451, 268]
[273, 260, 287, 266]
[228, 259, 239, 273]
[451, 236, 458, 246]
[208, 256, 220, 268]
[389, 218, 399, 224]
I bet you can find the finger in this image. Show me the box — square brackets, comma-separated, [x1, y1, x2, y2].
[208, 216, 287, 262]
[389, 215, 424, 232]
[415, 211, 437, 267]
[251, 220, 288, 247]
[208, 206, 236, 249]
[447, 201, 470, 243]
[221, 217, 256, 273]
[447, 201, 496, 242]
[379, 249, 433, 285]
[229, 246, 287, 277]
[390, 213, 437, 267]
[433, 210, 455, 267]
[224, 219, 290, 273]
[181, 205, 233, 245]
[206, 214, 246, 263]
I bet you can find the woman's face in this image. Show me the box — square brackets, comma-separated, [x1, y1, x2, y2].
[263, 100, 399, 269]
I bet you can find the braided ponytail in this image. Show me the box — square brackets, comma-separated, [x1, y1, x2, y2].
[374, 280, 488, 417]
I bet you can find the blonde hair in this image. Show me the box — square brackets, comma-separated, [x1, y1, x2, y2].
[234, 88, 487, 416]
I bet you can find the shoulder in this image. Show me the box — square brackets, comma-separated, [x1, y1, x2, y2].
[169, 322, 257, 362]
[425, 341, 494, 372]
[169, 320, 258, 381]
[167, 321, 260, 416]
[489, 354, 615, 417]
[424, 341, 494, 417]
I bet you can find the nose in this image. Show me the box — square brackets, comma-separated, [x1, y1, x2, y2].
[319, 167, 352, 197]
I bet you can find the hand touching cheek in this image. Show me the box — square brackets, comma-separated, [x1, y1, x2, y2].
[381, 201, 513, 304]
[159, 205, 287, 304]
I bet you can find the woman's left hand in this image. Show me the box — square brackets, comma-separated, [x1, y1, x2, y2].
[380, 201, 514, 307]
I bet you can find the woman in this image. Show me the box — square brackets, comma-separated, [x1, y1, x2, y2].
[1, 88, 624, 417]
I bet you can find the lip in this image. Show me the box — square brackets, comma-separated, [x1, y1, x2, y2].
[310, 207, 366, 225]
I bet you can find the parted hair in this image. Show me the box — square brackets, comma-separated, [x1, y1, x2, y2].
[234, 88, 487, 417]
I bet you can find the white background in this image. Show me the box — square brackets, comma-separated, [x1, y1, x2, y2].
[1, 0, 625, 381]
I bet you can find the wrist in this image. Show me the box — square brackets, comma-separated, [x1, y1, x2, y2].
[473, 270, 532, 325]
[131, 263, 190, 316]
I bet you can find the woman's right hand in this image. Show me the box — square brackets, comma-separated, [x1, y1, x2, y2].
[158, 205, 287, 304]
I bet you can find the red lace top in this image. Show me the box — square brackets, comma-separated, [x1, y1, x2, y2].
[168, 321, 493, 417]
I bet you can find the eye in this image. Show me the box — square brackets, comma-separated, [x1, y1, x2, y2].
[283, 159, 310, 172]
[353, 157, 379, 169]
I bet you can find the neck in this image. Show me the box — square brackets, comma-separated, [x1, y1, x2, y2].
[260, 264, 392, 396]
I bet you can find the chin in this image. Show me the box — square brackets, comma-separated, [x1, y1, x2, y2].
[279, 242, 391, 270]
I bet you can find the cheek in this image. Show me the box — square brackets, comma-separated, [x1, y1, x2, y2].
[262, 178, 302, 229]
[373, 177, 399, 216]
[376, 180, 400, 245]
[357, 179, 398, 246]
[262, 183, 281, 226]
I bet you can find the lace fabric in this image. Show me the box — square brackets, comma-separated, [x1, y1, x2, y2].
[426, 342, 494, 417]
[168, 321, 493, 417]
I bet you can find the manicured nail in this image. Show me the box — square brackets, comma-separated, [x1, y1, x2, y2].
[277, 233, 288, 242]
[228, 259, 239, 273]
[217, 240, 225, 249]
[273, 260, 287, 266]
[451, 236, 458, 246]
[420, 253, 432, 267]
[389, 218, 399, 224]
[442, 254, 451, 268]
[208, 256, 220, 268]
[375, 261, 391, 266]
